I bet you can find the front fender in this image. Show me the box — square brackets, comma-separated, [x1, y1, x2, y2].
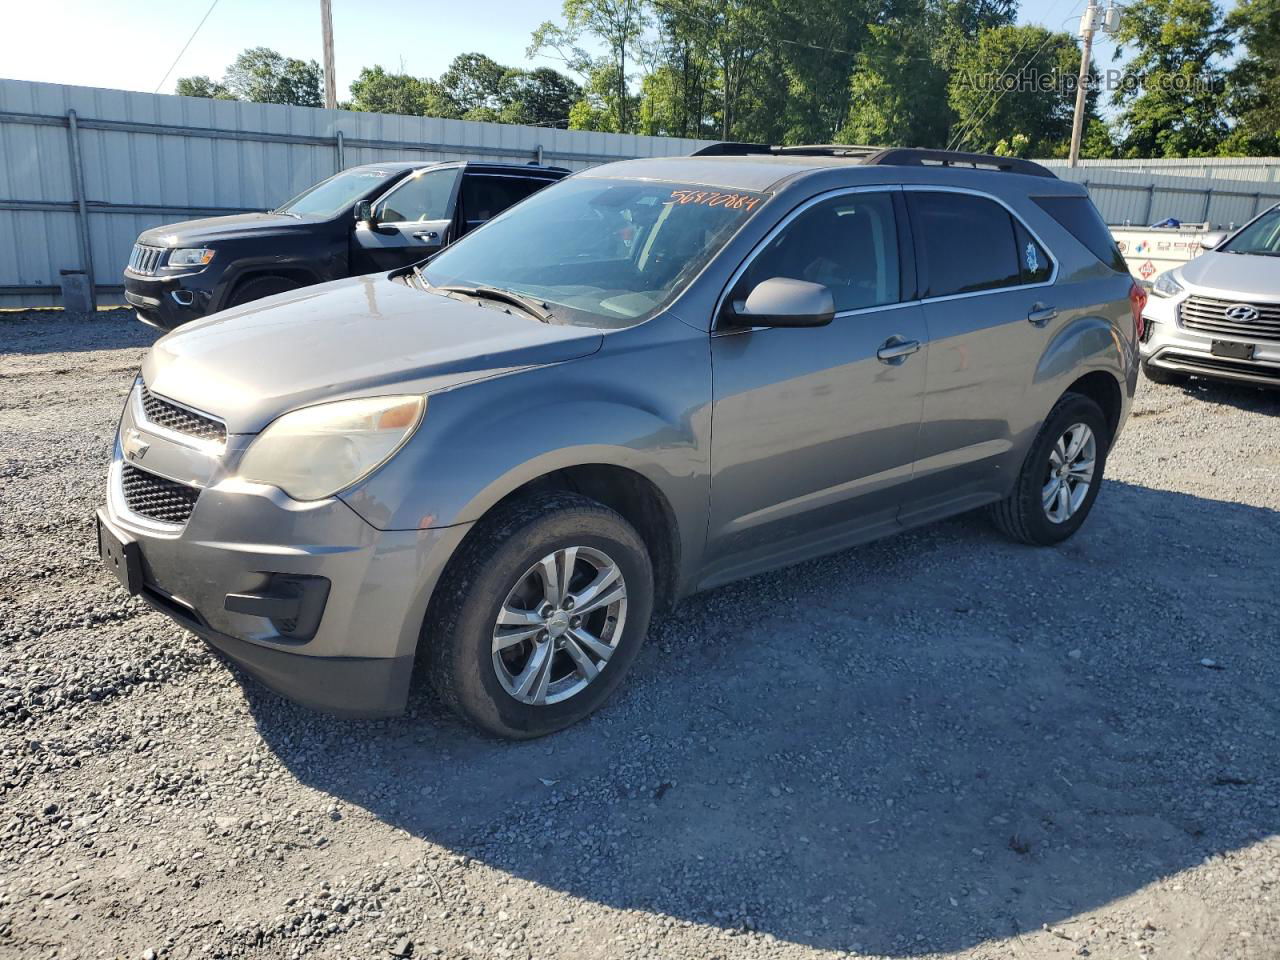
[340, 324, 712, 553]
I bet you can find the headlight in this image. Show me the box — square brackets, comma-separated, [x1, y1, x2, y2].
[238, 396, 425, 501]
[1151, 271, 1184, 298]
[166, 248, 215, 268]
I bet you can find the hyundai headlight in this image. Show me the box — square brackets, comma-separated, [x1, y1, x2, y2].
[167, 248, 215, 268]
[238, 396, 425, 501]
[1151, 271, 1184, 298]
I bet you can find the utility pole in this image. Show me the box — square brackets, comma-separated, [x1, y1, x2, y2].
[1069, 0, 1119, 167]
[320, 0, 337, 110]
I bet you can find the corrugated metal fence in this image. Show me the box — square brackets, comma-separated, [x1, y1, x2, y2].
[2, 77, 1279, 309]
[0, 78, 713, 307]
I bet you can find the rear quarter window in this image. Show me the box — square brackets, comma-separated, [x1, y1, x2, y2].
[1033, 195, 1128, 272]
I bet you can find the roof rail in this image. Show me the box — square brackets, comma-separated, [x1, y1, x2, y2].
[688, 142, 1057, 179]
[863, 147, 1056, 179]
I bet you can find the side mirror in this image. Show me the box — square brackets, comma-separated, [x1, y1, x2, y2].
[727, 277, 835, 328]
[355, 200, 376, 225]
[1198, 230, 1227, 251]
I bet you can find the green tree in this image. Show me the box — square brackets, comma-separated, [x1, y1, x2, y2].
[222, 47, 323, 106]
[530, 0, 647, 132]
[348, 66, 433, 115]
[174, 75, 235, 100]
[840, 0, 952, 148]
[500, 68, 583, 127]
[1221, 0, 1280, 154]
[1110, 0, 1231, 157]
[948, 25, 1087, 154]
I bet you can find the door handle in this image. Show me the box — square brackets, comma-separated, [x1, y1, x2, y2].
[413, 231, 439, 241]
[876, 336, 921, 364]
[1027, 303, 1057, 326]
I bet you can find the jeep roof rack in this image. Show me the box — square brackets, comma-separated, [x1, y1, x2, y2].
[689, 142, 1056, 179]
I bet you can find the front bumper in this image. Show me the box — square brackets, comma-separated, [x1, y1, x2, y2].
[100, 388, 472, 716]
[1141, 297, 1280, 387]
[123, 270, 214, 330]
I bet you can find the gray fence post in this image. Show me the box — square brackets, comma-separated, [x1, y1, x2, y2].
[1252, 192, 1262, 217]
[1142, 184, 1155, 224]
[535, 143, 544, 165]
[335, 130, 345, 172]
[65, 109, 97, 312]
[1200, 188, 1213, 223]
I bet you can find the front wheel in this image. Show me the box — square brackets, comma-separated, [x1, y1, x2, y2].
[426, 492, 654, 739]
[990, 392, 1110, 545]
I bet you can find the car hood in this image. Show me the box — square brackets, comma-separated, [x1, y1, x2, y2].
[1180, 250, 1280, 301]
[141, 275, 604, 434]
[138, 212, 312, 245]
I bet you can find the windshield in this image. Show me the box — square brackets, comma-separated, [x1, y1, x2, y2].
[420, 178, 768, 326]
[276, 168, 401, 218]
[1222, 207, 1280, 257]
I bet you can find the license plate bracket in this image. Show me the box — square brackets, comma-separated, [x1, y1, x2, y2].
[97, 514, 143, 595]
[1211, 339, 1255, 361]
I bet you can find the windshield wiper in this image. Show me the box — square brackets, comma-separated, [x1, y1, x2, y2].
[435, 284, 554, 323]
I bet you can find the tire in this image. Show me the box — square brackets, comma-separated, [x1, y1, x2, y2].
[1141, 358, 1186, 386]
[227, 275, 301, 307]
[990, 392, 1110, 546]
[425, 491, 654, 739]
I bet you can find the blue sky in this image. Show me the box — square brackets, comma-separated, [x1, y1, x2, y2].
[3, 0, 1120, 102]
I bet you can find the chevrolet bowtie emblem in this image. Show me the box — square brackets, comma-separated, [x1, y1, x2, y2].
[123, 428, 150, 462]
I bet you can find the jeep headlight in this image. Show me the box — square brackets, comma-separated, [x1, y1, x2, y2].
[238, 396, 425, 501]
[1151, 271, 1184, 298]
[166, 248, 215, 268]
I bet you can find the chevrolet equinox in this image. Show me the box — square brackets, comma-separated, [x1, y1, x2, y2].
[98, 145, 1143, 738]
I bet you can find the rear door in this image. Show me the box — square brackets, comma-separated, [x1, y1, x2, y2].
[902, 187, 1057, 522]
[457, 173, 558, 237]
[351, 167, 461, 273]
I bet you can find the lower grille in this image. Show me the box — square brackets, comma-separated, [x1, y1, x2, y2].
[1181, 295, 1280, 342]
[128, 243, 166, 276]
[1159, 352, 1280, 382]
[121, 464, 201, 524]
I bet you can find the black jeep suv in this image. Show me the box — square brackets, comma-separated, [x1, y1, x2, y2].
[123, 160, 568, 329]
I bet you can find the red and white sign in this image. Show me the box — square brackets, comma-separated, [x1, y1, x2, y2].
[1138, 259, 1157, 280]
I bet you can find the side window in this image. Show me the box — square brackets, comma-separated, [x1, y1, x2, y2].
[1014, 221, 1052, 284]
[909, 192, 1021, 297]
[373, 168, 457, 223]
[461, 176, 552, 227]
[736, 191, 901, 313]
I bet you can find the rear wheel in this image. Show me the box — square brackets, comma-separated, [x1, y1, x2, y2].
[227, 275, 301, 307]
[991, 392, 1110, 546]
[426, 492, 654, 739]
[1141, 358, 1186, 386]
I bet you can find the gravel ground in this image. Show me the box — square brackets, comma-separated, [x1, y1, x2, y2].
[2, 310, 1278, 960]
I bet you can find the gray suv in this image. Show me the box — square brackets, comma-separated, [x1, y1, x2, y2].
[97, 146, 1142, 738]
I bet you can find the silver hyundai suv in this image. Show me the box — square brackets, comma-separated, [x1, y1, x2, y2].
[1140, 203, 1280, 388]
[97, 146, 1142, 738]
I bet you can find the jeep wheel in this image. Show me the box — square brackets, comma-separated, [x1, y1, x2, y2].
[227, 275, 301, 307]
[426, 492, 654, 739]
[990, 392, 1110, 546]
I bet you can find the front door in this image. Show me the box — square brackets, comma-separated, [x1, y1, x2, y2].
[351, 167, 460, 273]
[704, 189, 928, 586]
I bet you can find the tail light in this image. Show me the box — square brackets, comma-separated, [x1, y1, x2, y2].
[1131, 281, 1152, 343]
[1129, 280, 1148, 341]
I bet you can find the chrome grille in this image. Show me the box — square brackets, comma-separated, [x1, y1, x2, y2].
[127, 243, 166, 276]
[1180, 295, 1280, 342]
[120, 465, 200, 525]
[140, 384, 226, 446]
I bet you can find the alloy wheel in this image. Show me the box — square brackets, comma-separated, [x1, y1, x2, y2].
[491, 546, 628, 705]
[1042, 422, 1096, 524]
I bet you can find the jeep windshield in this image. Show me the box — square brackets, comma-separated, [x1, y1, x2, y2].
[417, 178, 768, 326]
[1221, 207, 1280, 257]
[276, 168, 400, 219]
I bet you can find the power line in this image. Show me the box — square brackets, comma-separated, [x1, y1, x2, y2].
[154, 0, 221, 94]
[646, 0, 859, 58]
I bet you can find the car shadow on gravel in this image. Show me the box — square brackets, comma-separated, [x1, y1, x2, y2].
[240, 479, 1280, 957]
[1170, 376, 1280, 414]
[0, 310, 157, 356]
